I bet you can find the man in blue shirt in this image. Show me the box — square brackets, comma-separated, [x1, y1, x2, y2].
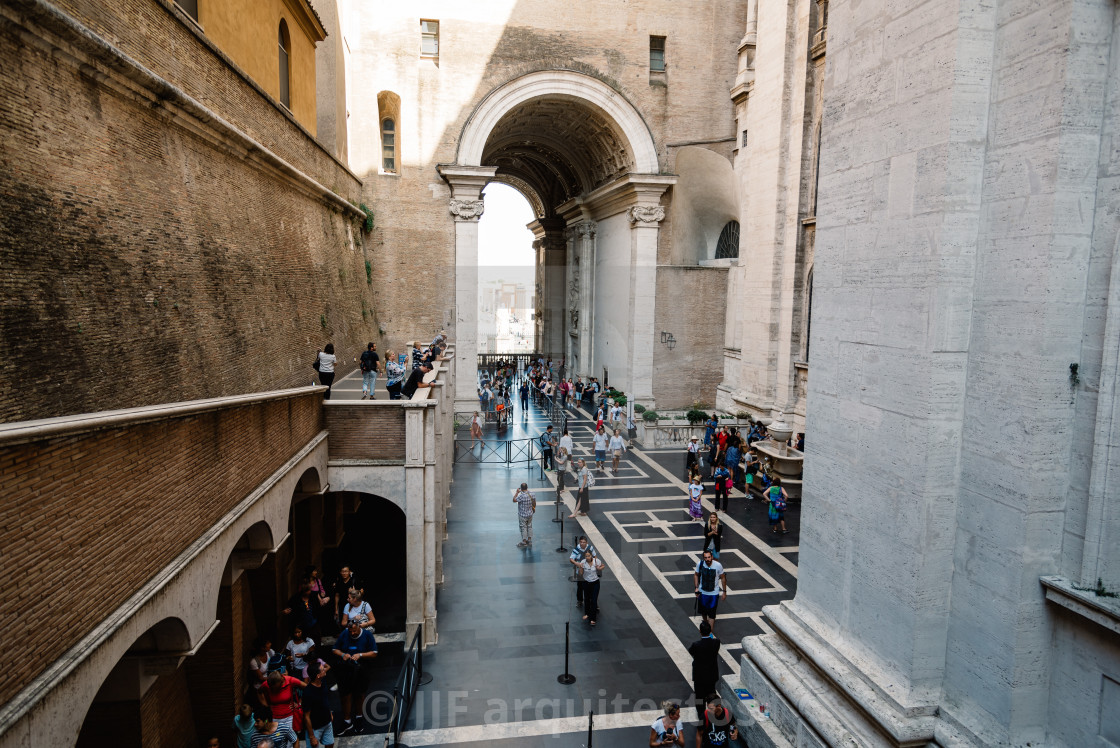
[568, 536, 597, 607]
[540, 425, 556, 471]
[331, 619, 377, 735]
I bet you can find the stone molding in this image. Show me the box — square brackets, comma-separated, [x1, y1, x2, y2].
[448, 199, 485, 221]
[628, 205, 666, 224]
[456, 70, 660, 174]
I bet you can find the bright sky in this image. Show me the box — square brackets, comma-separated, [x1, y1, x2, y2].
[478, 182, 536, 267]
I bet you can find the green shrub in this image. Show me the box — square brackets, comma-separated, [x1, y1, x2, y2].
[610, 392, 627, 406]
[686, 409, 708, 425]
[736, 410, 753, 421]
[359, 203, 374, 233]
[634, 404, 646, 414]
[642, 410, 659, 422]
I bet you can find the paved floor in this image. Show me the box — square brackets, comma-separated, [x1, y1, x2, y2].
[341, 378, 798, 746]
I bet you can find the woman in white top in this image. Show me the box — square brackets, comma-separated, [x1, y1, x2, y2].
[555, 446, 570, 493]
[470, 411, 483, 448]
[284, 625, 316, 677]
[341, 589, 375, 633]
[608, 429, 626, 472]
[578, 550, 605, 625]
[649, 701, 685, 746]
[316, 343, 337, 399]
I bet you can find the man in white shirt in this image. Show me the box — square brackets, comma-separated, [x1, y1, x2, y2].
[693, 550, 727, 632]
[592, 427, 609, 471]
[609, 404, 623, 433]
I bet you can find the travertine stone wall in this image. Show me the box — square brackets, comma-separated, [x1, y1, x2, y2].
[745, 0, 1120, 745]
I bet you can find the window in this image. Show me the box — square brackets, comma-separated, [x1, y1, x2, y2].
[382, 119, 396, 172]
[176, 0, 198, 22]
[715, 220, 740, 259]
[421, 20, 439, 58]
[278, 20, 291, 109]
[650, 36, 666, 71]
[741, 130, 749, 148]
[377, 91, 401, 174]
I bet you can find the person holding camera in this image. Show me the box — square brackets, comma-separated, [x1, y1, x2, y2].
[649, 701, 685, 746]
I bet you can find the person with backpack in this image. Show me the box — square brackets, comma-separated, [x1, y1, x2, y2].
[696, 694, 738, 747]
[712, 464, 731, 512]
[767, 477, 789, 534]
[359, 342, 380, 400]
[570, 458, 593, 517]
[539, 425, 556, 471]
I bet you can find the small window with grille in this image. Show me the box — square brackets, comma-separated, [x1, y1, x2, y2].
[382, 119, 396, 172]
[715, 221, 740, 259]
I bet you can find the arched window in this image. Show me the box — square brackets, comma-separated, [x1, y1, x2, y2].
[278, 20, 291, 109]
[382, 119, 396, 172]
[805, 267, 814, 361]
[715, 220, 740, 259]
[377, 91, 401, 174]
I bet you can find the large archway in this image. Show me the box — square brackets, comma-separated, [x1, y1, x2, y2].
[440, 71, 674, 408]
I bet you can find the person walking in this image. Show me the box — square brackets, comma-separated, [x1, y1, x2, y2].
[539, 424, 556, 471]
[686, 436, 700, 478]
[470, 411, 483, 449]
[315, 344, 337, 399]
[555, 446, 570, 495]
[578, 549, 604, 625]
[697, 695, 738, 748]
[608, 428, 626, 472]
[570, 458, 592, 517]
[687, 621, 721, 720]
[609, 402, 623, 433]
[649, 702, 685, 746]
[693, 550, 727, 632]
[704, 511, 724, 559]
[519, 380, 530, 410]
[766, 477, 789, 534]
[712, 463, 731, 512]
[359, 342, 380, 400]
[592, 426, 609, 471]
[513, 482, 536, 548]
[568, 537, 597, 608]
[687, 475, 704, 522]
[302, 661, 335, 748]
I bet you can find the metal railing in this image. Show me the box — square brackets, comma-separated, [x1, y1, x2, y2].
[383, 624, 425, 748]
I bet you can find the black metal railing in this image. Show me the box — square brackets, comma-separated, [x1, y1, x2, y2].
[382, 624, 424, 748]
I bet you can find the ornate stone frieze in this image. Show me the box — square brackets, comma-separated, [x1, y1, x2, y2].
[627, 205, 665, 224]
[448, 199, 485, 221]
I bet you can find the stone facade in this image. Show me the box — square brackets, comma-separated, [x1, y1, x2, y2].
[736, 1, 1120, 746]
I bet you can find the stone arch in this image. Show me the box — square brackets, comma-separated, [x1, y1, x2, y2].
[456, 70, 659, 176]
[296, 466, 322, 494]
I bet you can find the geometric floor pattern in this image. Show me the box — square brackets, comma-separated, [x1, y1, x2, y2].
[340, 378, 798, 746]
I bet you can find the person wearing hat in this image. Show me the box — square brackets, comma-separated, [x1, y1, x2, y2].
[331, 618, 377, 735]
[686, 435, 701, 478]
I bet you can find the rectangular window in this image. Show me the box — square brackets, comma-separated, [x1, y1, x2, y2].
[421, 20, 439, 58]
[741, 130, 749, 147]
[650, 36, 666, 72]
[176, 0, 198, 21]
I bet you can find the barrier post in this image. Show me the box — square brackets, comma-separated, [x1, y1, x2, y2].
[557, 621, 576, 684]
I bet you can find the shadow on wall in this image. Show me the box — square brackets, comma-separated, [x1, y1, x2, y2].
[669, 146, 739, 265]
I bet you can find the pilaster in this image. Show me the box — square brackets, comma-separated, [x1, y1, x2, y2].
[436, 165, 497, 410]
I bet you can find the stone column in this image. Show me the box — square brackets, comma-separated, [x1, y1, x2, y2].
[403, 403, 426, 641]
[574, 221, 597, 378]
[436, 165, 497, 410]
[626, 205, 663, 406]
[564, 227, 578, 372]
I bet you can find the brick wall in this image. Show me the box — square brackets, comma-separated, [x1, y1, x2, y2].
[323, 405, 406, 460]
[0, 393, 322, 705]
[0, 1, 376, 423]
[653, 266, 728, 409]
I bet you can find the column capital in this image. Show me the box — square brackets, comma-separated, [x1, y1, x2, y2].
[449, 198, 485, 222]
[628, 205, 666, 225]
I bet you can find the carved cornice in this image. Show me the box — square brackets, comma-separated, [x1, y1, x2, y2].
[628, 205, 666, 225]
[448, 199, 485, 221]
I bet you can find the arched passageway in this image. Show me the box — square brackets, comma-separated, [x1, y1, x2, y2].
[441, 71, 674, 408]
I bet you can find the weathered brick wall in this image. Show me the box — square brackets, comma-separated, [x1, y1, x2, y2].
[652, 266, 728, 409]
[0, 393, 322, 705]
[0, 0, 375, 423]
[323, 405, 406, 460]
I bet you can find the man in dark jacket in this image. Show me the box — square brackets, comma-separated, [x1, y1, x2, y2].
[687, 621, 721, 720]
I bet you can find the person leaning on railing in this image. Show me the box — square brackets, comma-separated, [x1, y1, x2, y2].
[385, 349, 405, 400]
